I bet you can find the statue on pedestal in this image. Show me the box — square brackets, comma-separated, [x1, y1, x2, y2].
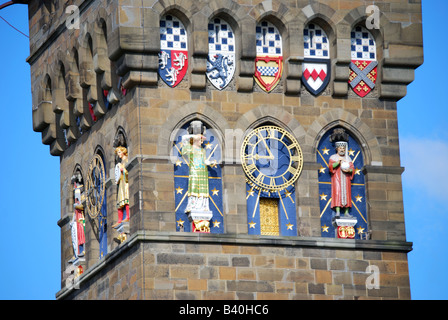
[329, 128, 357, 238]
[181, 121, 213, 232]
[112, 146, 130, 234]
[69, 172, 85, 263]
[329, 128, 355, 218]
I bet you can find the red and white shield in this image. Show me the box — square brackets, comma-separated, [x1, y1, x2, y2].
[159, 15, 188, 88]
[302, 23, 331, 95]
[159, 50, 188, 88]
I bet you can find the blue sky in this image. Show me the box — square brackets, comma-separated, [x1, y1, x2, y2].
[0, 1, 446, 300]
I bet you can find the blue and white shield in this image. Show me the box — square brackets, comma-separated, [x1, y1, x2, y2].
[206, 18, 235, 90]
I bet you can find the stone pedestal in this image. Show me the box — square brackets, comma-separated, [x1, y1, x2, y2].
[68, 255, 85, 280]
[188, 210, 213, 233]
[333, 216, 358, 239]
[113, 221, 130, 244]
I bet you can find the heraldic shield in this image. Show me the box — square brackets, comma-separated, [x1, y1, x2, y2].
[254, 21, 283, 92]
[207, 18, 236, 90]
[349, 26, 377, 97]
[159, 15, 188, 88]
[302, 59, 331, 95]
[254, 56, 283, 92]
[302, 24, 331, 95]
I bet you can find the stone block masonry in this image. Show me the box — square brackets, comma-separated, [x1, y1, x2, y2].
[57, 232, 412, 300]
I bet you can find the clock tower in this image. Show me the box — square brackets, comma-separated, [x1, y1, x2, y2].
[25, 0, 423, 299]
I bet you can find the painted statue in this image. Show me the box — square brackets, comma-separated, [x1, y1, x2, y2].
[112, 146, 130, 228]
[181, 121, 213, 232]
[69, 173, 85, 262]
[329, 128, 355, 218]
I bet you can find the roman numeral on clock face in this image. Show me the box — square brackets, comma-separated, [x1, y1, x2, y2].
[246, 163, 257, 174]
[244, 154, 254, 162]
[255, 173, 265, 184]
[287, 142, 299, 150]
[288, 166, 297, 175]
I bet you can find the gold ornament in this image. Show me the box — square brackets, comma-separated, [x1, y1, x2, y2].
[193, 220, 211, 233]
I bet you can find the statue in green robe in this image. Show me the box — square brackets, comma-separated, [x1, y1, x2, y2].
[181, 121, 213, 232]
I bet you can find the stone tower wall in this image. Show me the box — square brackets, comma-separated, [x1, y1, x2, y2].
[25, 0, 422, 300]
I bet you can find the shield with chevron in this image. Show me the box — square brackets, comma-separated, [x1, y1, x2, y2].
[349, 26, 377, 97]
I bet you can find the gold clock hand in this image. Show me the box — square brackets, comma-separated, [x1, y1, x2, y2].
[257, 133, 274, 160]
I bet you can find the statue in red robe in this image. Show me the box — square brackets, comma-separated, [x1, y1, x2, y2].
[329, 129, 355, 217]
[70, 174, 85, 261]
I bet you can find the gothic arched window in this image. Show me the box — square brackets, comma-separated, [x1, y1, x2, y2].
[242, 124, 303, 236]
[317, 127, 368, 239]
[96, 149, 108, 258]
[172, 120, 224, 233]
[85, 148, 108, 258]
[69, 166, 86, 264]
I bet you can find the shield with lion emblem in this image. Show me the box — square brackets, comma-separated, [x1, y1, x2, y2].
[206, 18, 236, 90]
[159, 15, 188, 88]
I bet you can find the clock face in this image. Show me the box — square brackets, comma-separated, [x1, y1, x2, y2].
[85, 154, 106, 219]
[241, 125, 303, 192]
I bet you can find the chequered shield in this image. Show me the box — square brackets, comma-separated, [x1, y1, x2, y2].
[206, 18, 236, 90]
[159, 15, 188, 88]
[254, 21, 283, 92]
[302, 23, 331, 95]
[349, 26, 377, 97]
[254, 56, 283, 92]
